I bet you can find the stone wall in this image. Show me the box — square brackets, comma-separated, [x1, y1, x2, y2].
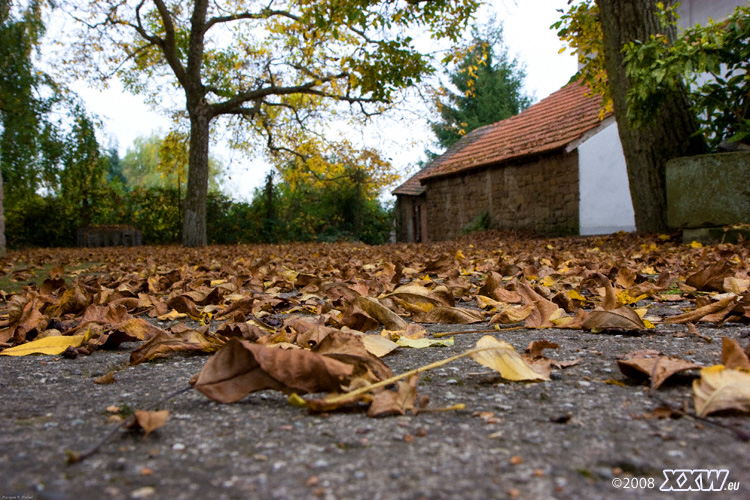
[394, 194, 427, 243]
[421, 151, 580, 241]
[77, 225, 143, 247]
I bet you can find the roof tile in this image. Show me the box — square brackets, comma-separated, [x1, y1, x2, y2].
[411, 82, 608, 184]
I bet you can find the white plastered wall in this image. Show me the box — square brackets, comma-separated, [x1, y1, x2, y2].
[576, 118, 636, 235]
[676, 0, 745, 27]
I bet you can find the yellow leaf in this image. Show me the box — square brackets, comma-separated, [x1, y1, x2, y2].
[157, 309, 188, 321]
[617, 291, 648, 306]
[0, 335, 85, 356]
[396, 337, 454, 348]
[469, 336, 549, 381]
[538, 276, 556, 287]
[455, 249, 466, 260]
[689, 241, 704, 249]
[693, 365, 750, 417]
[362, 335, 399, 357]
[567, 290, 587, 302]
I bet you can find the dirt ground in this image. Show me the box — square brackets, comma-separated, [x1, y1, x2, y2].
[2, 314, 749, 500]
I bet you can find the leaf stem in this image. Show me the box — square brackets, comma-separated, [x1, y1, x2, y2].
[67, 385, 192, 464]
[322, 346, 500, 405]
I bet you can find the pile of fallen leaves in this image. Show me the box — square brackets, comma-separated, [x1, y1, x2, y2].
[1, 230, 749, 420]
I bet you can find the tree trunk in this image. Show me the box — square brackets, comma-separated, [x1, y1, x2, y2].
[596, 0, 706, 233]
[182, 109, 211, 247]
[0, 166, 6, 256]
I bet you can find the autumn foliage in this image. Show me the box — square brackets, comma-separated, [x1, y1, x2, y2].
[1, 231, 749, 419]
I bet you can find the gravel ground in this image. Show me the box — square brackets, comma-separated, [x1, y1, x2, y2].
[2, 304, 750, 500]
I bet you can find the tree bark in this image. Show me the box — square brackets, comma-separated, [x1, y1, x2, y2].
[182, 108, 211, 247]
[596, 0, 705, 233]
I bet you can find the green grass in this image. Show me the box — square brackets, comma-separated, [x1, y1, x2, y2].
[0, 261, 101, 294]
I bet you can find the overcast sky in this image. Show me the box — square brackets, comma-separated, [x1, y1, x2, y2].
[69, 0, 577, 200]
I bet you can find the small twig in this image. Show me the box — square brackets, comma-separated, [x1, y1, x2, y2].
[322, 345, 506, 405]
[647, 391, 750, 442]
[66, 385, 193, 464]
[417, 403, 466, 413]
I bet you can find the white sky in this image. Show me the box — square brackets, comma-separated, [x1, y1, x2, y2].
[69, 0, 577, 201]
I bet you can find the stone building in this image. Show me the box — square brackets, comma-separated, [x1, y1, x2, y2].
[393, 0, 746, 243]
[393, 82, 635, 242]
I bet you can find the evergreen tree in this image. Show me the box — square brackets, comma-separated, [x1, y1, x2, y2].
[431, 23, 532, 150]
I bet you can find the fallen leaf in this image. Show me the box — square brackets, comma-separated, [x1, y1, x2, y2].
[686, 262, 734, 292]
[348, 296, 407, 331]
[129, 410, 169, 437]
[489, 304, 534, 325]
[367, 374, 418, 417]
[617, 352, 701, 389]
[721, 337, 750, 370]
[157, 310, 188, 321]
[693, 365, 750, 417]
[517, 284, 564, 328]
[723, 277, 749, 294]
[361, 335, 399, 358]
[665, 295, 738, 324]
[418, 306, 485, 324]
[192, 339, 355, 403]
[582, 307, 646, 331]
[0, 334, 85, 356]
[396, 337, 454, 348]
[468, 336, 549, 381]
[93, 370, 117, 385]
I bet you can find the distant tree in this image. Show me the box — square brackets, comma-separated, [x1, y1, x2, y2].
[431, 21, 532, 150]
[0, 0, 61, 254]
[105, 144, 128, 194]
[121, 132, 223, 192]
[62, 0, 480, 246]
[59, 107, 108, 227]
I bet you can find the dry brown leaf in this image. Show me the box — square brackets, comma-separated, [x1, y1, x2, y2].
[686, 261, 734, 292]
[525, 340, 560, 359]
[723, 277, 749, 294]
[693, 365, 750, 417]
[129, 410, 169, 437]
[191, 339, 354, 403]
[93, 370, 117, 385]
[353, 296, 407, 331]
[418, 306, 485, 324]
[129, 328, 222, 365]
[665, 295, 738, 324]
[721, 337, 750, 370]
[617, 352, 701, 389]
[489, 304, 534, 325]
[367, 374, 418, 417]
[518, 283, 563, 328]
[581, 307, 646, 331]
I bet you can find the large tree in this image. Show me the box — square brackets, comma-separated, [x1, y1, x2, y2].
[0, 0, 50, 256]
[63, 0, 480, 246]
[596, 0, 705, 233]
[557, 0, 706, 233]
[431, 22, 532, 150]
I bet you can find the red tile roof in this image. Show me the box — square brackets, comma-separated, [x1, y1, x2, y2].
[392, 125, 494, 196]
[399, 82, 608, 188]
